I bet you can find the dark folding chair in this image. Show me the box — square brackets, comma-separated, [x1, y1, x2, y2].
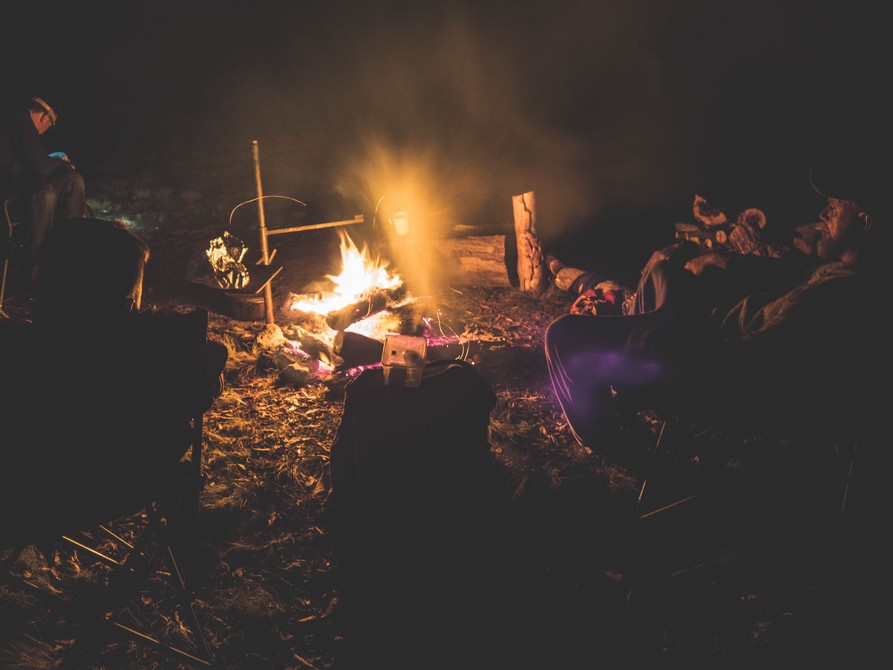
[1, 419, 213, 668]
[1, 195, 24, 318]
[629, 387, 870, 544]
[0, 312, 218, 669]
[608, 383, 877, 656]
[1, 196, 97, 317]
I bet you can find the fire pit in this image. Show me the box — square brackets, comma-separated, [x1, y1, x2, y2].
[224, 228, 468, 386]
[190, 263, 283, 322]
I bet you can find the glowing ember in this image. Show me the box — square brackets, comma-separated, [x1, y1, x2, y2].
[344, 309, 404, 341]
[289, 230, 402, 315]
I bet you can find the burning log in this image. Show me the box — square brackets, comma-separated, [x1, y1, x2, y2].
[297, 332, 339, 368]
[278, 362, 311, 387]
[333, 331, 385, 370]
[279, 323, 340, 367]
[325, 285, 406, 331]
[334, 329, 479, 371]
[512, 191, 549, 296]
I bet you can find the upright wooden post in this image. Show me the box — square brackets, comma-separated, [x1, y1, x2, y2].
[251, 140, 275, 324]
[512, 190, 549, 296]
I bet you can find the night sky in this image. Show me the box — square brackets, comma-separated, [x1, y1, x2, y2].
[5, 1, 888, 247]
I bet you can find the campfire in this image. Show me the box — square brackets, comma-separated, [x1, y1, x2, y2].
[287, 229, 405, 337]
[201, 144, 535, 387]
[244, 229, 465, 385]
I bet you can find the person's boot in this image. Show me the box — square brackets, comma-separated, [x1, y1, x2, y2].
[547, 256, 588, 293]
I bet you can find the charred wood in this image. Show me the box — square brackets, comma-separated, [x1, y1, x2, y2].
[325, 286, 406, 331]
[334, 331, 385, 370]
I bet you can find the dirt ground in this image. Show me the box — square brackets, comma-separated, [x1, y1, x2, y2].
[1, 173, 883, 670]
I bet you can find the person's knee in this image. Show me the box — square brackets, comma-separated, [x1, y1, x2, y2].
[55, 168, 83, 186]
[28, 186, 58, 210]
[567, 270, 603, 296]
[648, 258, 673, 283]
[646, 248, 672, 267]
[71, 170, 85, 191]
[544, 318, 565, 359]
[49, 170, 88, 218]
[56, 169, 86, 196]
[545, 314, 573, 341]
[545, 314, 586, 355]
[646, 240, 698, 269]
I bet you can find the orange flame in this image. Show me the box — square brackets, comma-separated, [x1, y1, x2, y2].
[288, 230, 402, 316]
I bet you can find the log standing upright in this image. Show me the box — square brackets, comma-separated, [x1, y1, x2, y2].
[512, 191, 549, 296]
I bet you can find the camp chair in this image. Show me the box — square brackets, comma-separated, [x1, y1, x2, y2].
[626, 385, 872, 543]
[1, 195, 24, 317]
[1, 196, 97, 317]
[609, 381, 878, 656]
[0, 313, 218, 669]
[0, 420, 214, 668]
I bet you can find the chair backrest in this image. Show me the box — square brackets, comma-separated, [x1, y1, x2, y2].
[0, 309, 218, 668]
[2, 196, 23, 245]
[0, 308, 215, 547]
[1, 196, 25, 317]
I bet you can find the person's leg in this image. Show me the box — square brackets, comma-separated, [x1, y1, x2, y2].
[629, 241, 701, 314]
[51, 169, 88, 220]
[545, 312, 673, 451]
[22, 171, 87, 266]
[23, 191, 56, 269]
[566, 270, 606, 296]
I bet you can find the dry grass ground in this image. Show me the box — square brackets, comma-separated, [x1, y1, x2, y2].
[1, 184, 880, 669]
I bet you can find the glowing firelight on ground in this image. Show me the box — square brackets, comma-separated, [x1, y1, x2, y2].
[288, 229, 402, 316]
[279, 227, 465, 374]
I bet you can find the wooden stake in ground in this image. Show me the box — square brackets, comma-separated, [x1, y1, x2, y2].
[512, 191, 549, 296]
[251, 139, 275, 324]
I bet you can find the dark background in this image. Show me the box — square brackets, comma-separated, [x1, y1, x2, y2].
[2, 5, 889, 666]
[4, 0, 888, 273]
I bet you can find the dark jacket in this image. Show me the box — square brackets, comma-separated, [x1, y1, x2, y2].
[0, 107, 68, 198]
[641, 257, 880, 440]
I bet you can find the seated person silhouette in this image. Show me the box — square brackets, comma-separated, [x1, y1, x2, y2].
[0, 96, 90, 280]
[545, 156, 885, 461]
[1, 218, 228, 546]
[544, 147, 890, 602]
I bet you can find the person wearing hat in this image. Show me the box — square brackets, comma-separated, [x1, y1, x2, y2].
[0, 95, 89, 274]
[544, 156, 885, 462]
[542, 155, 888, 663]
[545, 155, 885, 546]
